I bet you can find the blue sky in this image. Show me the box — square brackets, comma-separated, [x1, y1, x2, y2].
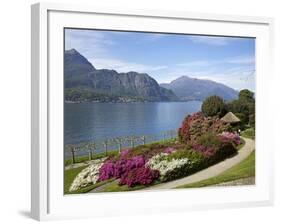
[65, 28, 255, 91]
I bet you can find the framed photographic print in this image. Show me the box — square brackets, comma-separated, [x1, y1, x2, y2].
[31, 2, 274, 221]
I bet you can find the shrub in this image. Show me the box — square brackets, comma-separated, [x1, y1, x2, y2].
[98, 155, 146, 181]
[69, 158, 105, 192]
[178, 112, 230, 143]
[167, 149, 206, 172]
[119, 167, 159, 187]
[218, 132, 241, 145]
[192, 143, 216, 158]
[235, 113, 247, 125]
[191, 132, 238, 166]
[197, 132, 221, 147]
[163, 147, 177, 154]
[146, 153, 193, 182]
[201, 96, 227, 117]
[207, 142, 237, 165]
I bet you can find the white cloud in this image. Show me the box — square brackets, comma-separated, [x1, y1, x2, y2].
[89, 57, 167, 73]
[65, 29, 114, 57]
[177, 60, 212, 67]
[180, 67, 255, 91]
[225, 56, 255, 64]
[177, 56, 255, 68]
[188, 36, 240, 46]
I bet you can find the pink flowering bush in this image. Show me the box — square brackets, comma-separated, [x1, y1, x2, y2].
[218, 132, 241, 145]
[191, 132, 238, 165]
[192, 143, 216, 158]
[163, 147, 176, 154]
[98, 155, 146, 181]
[119, 167, 160, 187]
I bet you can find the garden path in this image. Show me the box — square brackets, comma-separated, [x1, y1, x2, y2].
[144, 137, 255, 190]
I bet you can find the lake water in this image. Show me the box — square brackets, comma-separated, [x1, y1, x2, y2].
[64, 101, 202, 155]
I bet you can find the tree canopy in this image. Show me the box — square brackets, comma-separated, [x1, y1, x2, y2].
[201, 95, 227, 117]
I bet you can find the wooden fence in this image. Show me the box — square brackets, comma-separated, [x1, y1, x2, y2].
[65, 130, 177, 164]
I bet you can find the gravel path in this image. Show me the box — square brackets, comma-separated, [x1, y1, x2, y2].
[144, 137, 255, 190]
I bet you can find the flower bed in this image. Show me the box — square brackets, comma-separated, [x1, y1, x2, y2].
[69, 113, 241, 191]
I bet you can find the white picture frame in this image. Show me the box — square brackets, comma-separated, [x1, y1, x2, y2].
[31, 2, 274, 221]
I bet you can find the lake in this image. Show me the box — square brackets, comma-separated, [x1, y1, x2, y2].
[64, 101, 202, 155]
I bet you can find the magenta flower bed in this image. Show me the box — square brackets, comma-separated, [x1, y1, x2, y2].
[98, 155, 146, 181]
[119, 167, 160, 187]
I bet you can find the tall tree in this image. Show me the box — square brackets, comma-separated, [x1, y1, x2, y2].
[201, 95, 227, 117]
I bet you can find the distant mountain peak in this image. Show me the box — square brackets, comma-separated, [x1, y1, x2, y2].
[66, 48, 79, 54]
[161, 75, 238, 101]
[64, 49, 95, 78]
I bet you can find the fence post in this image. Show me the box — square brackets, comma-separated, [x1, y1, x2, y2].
[118, 142, 121, 153]
[71, 147, 76, 164]
[130, 137, 135, 148]
[87, 144, 92, 161]
[103, 141, 108, 156]
[91, 143, 95, 159]
[142, 136, 146, 145]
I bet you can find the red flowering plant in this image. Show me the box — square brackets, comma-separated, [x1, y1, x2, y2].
[178, 112, 230, 144]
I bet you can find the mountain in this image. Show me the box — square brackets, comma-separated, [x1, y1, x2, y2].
[64, 49, 178, 102]
[64, 49, 95, 78]
[161, 76, 238, 101]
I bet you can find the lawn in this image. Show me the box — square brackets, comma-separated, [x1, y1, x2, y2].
[64, 150, 119, 166]
[176, 150, 255, 188]
[64, 165, 88, 194]
[100, 181, 149, 192]
[64, 165, 115, 194]
[241, 128, 255, 140]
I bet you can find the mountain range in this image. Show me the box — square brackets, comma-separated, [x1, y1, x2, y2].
[160, 76, 238, 101]
[65, 49, 178, 102]
[64, 49, 238, 102]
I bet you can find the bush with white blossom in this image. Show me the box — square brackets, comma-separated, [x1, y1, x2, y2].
[69, 158, 105, 192]
[146, 153, 193, 182]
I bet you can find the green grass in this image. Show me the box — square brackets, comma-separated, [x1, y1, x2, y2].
[176, 151, 255, 189]
[241, 128, 255, 140]
[100, 181, 152, 192]
[68, 179, 114, 194]
[64, 151, 119, 166]
[64, 165, 114, 194]
[64, 165, 88, 194]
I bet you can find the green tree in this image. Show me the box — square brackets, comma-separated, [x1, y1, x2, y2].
[239, 89, 254, 102]
[227, 89, 255, 128]
[201, 96, 227, 117]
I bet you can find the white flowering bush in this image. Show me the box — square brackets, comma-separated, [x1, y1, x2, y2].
[69, 158, 105, 192]
[146, 153, 193, 182]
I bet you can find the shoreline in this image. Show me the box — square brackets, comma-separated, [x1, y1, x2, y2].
[65, 100, 202, 104]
